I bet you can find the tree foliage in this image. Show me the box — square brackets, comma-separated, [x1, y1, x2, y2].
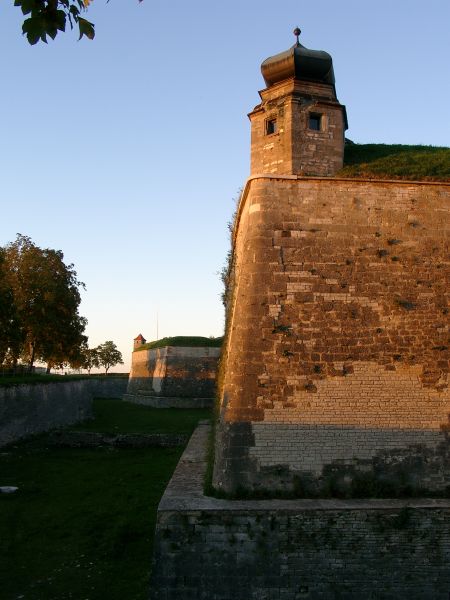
[80, 346, 100, 374]
[14, 0, 145, 45]
[3, 234, 87, 371]
[14, 0, 95, 45]
[96, 340, 123, 374]
[0, 249, 21, 365]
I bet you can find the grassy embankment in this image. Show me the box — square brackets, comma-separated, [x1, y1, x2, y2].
[340, 144, 450, 181]
[0, 398, 210, 600]
[134, 335, 223, 352]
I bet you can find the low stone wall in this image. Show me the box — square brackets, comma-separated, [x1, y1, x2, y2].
[47, 430, 188, 448]
[150, 422, 450, 600]
[0, 377, 128, 447]
[0, 380, 92, 447]
[123, 393, 214, 409]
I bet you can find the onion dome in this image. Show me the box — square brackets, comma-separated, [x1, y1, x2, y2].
[261, 27, 335, 87]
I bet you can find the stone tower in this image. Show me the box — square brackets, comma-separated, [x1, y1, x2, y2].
[212, 30, 450, 496]
[249, 28, 347, 177]
[150, 29, 450, 600]
[133, 333, 146, 350]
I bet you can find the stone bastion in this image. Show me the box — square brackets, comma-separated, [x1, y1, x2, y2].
[124, 345, 220, 408]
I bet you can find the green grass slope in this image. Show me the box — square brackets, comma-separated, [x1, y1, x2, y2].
[339, 144, 450, 181]
[135, 335, 223, 352]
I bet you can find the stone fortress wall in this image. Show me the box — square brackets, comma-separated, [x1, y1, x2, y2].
[125, 346, 220, 407]
[151, 422, 450, 600]
[0, 377, 128, 447]
[213, 175, 450, 495]
[151, 28, 450, 599]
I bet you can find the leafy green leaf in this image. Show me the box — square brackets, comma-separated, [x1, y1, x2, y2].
[78, 17, 94, 40]
[17, 0, 38, 16]
[69, 5, 80, 17]
[55, 9, 66, 31]
[22, 16, 46, 45]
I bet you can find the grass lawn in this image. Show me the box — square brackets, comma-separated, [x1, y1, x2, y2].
[0, 398, 211, 600]
[71, 397, 212, 435]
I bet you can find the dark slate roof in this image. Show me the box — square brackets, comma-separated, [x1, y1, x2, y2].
[261, 39, 335, 87]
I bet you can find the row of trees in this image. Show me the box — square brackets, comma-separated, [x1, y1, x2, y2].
[82, 341, 124, 375]
[0, 234, 123, 374]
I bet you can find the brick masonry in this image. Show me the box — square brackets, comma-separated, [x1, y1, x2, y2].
[150, 422, 450, 599]
[213, 176, 450, 495]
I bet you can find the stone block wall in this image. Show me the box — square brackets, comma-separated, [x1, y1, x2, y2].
[126, 346, 220, 399]
[151, 422, 450, 600]
[0, 380, 93, 446]
[213, 176, 450, 495]
[249, 79, 346, 177]
[0, 377, 128, 446]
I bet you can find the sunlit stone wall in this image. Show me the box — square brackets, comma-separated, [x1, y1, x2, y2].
[213, 176, 450, 495]
[127, 346, 220, 399]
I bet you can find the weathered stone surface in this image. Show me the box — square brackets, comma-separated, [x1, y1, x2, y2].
[126, 346, 220, 399]
[151, 422, 450, 599]
[249, 78, 346, 177]
[0, 377, 128, 446]
[0, 380, 93, 446]
[214, 176, 450, 494]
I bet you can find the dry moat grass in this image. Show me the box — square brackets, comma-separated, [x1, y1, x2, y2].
[0, 398, 211, 600]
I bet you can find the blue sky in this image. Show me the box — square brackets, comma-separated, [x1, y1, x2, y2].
[1, 0, 449, 371]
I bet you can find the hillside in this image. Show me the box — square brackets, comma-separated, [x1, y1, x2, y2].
[339, 144, 450, 181]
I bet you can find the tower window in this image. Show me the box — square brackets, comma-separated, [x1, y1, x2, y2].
[266, 118, 277, 135]
[309, 113, 322, 131]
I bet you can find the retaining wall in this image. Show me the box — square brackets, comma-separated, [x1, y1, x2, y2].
[0, 377, 128, 446]
[151, 422, 450, 600]
[88, 376, 128, 399]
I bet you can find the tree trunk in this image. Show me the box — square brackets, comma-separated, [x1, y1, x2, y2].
[46, 364, 51, 374]
[28, 341, 35, 373]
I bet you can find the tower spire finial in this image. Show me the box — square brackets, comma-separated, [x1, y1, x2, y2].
[293, 26, 301, 46]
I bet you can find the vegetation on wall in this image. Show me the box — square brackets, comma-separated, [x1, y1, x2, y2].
[135, 336, 223, 352]
[340, 144, 450, 181]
